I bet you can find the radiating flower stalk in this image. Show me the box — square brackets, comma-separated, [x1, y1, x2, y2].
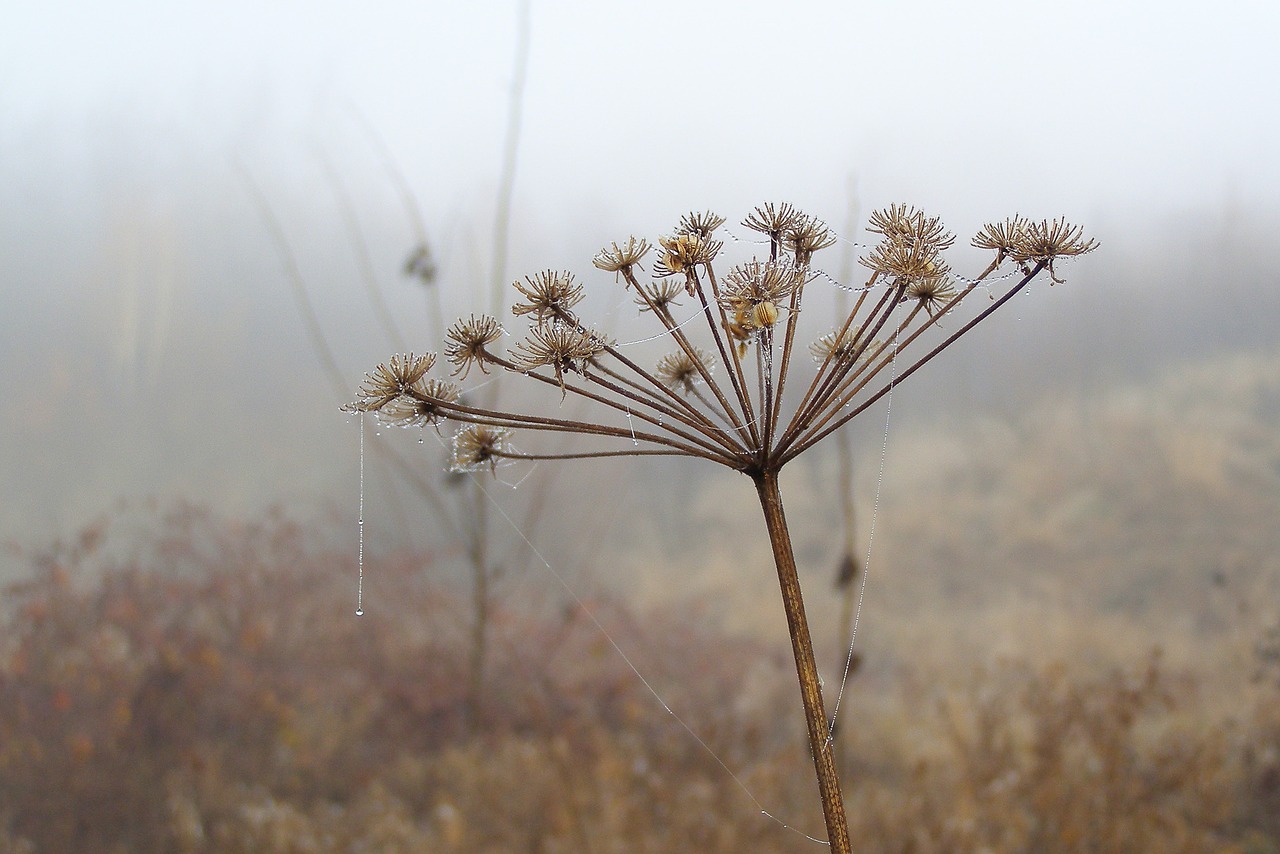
[348, 203, 1095, 851]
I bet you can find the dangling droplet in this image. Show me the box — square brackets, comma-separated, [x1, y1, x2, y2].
[625, 411, 638, 447]
[356, 414, 366, 618]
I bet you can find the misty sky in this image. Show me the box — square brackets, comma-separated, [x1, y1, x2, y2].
[2, 0, 1278, 554]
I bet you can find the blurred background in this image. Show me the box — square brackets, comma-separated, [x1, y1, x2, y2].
[3, 1, 1280, 851]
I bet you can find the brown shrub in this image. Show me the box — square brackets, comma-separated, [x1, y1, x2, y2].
[1, 503, 1277, 852]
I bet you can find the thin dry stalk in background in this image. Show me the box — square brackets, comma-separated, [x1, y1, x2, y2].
[349, 203, 1096, 850]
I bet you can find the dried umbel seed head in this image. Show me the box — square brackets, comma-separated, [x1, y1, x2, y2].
[906, 274, 958, 318]
[866, 204, 955, 252]
[784, 214, 837, 266]
[450, 425, 512, 473]
[810, 330, 875, 363]
[349, 353, 436, 412]
[378, 378, 461, 428]
[445, 314, 504, 379]
[719, 259, 807, 320]
[592, 236, 651, 277]
[512, 270, 584, 321]
[653, 231, 722, 278]
[742, 202, 801, 239]
[676, 210, 727, 239]
[971, 215, 1030, 265]
[635, 279, 685, 313]
[860, 235, 952, 286]
[656, 348, 714, 392]
[1008, 218, 1100, 283]
[354, 203, 1093, 480]
[512, 322, 609, 393]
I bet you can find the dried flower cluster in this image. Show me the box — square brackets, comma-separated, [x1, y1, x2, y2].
[351, 352, 436, 412]
[346, 203, 1094, 473]
[972, 215, 1100, 283]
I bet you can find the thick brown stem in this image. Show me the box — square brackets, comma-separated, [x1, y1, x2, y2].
[753, 469, 852, 853]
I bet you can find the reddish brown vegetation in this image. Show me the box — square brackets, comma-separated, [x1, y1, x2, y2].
[1, 502, 1277, 852]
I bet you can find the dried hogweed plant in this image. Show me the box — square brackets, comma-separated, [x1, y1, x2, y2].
[348, 203, 1095, 851]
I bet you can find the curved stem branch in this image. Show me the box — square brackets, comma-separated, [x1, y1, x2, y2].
[782, 263, 1045, 462]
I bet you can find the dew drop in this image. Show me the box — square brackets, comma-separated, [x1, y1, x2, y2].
[356, 414, 366, 619]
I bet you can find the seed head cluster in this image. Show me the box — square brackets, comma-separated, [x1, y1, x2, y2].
[444, 314, 504, 379]
[349, 203, 1094, 474]
[350, 352, 435, 413]
[511, 270, 583, 321]
[656, 348, 714, 393]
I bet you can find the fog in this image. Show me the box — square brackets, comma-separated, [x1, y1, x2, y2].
[3, 0, 1278, 563]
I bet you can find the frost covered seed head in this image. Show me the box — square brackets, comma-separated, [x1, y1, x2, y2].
[656, 348, 714, 393]
[379, 378, 461, 428]
[450, 425, 512, 473]
[512, 323, 608, 394]
[677, 210, 727, 238]
[866, 204, 956, 252]
[1009, 218, 1099, 283]
[636, 279, 686, 313]
[971, 215, 1029, 265]
[592, 237, 651, 277]
[860, 235, 952, 286]
[784, 214, 837, 266]
[352, 202, 1093, 476]
[512, 271, 584, 322]
[810, 330, 868, 363]
[350, 353, 436, 412]
[720, 260, 806, 318]
[742, 202, 801, 239]
[654, 232, 722, 278]
[445, 314, 504, 379]
[906, 275, 958, 318]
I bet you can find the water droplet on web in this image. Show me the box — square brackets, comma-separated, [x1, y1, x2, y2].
[626, 410, 639, 446]
[356, 414, 366, 619]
